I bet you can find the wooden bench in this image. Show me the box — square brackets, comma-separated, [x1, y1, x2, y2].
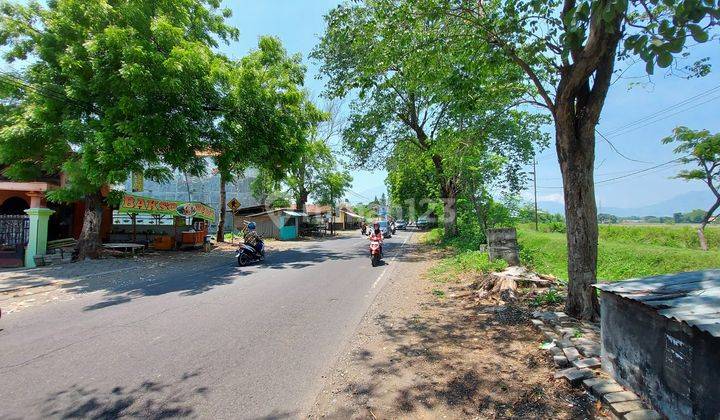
[47, 238, 77, 259]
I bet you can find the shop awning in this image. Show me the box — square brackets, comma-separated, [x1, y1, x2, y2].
[118, 193, 216, 222]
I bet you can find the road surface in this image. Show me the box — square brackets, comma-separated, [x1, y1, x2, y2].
[0, 231, 414, 419]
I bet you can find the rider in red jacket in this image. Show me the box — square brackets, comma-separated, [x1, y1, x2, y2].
[369, 221, 383, 255]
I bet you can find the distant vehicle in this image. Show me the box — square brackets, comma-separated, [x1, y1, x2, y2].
[378, 220, 392, 238]
[416, 217, 429, 230]
[395, 220, 407, 230]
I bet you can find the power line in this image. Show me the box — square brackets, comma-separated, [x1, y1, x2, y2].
[535, 158, 686, 189]
[603, 85, 720, 136]
[606, 94, 720, 139]
[595, 129, 654, 164]
[0, 71, 89, 108]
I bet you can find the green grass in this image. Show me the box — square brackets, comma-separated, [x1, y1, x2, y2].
[518, 226, 720, 282]
[598, 224, 720, 250]
[425, 228, 508, 283]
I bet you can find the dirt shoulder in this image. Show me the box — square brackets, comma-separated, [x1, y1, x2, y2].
[310, 236, 597, 419]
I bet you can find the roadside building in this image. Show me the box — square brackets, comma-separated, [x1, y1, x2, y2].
[121, 163, 259, 233]
[595, 270, 720, 419]
[238, 208, 307, 240]
[0, 173, 112, 267]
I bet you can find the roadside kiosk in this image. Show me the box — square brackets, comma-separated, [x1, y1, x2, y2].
[115, 193, 216, 250]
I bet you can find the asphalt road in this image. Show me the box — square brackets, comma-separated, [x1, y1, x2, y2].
[0, 230, 414, 419]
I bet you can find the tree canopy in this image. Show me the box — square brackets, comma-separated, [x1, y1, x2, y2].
[313, 0, 547, 236]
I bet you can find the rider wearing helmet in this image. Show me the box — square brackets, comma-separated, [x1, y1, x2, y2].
[369, 221, 383, 255]
[244, 221, 261, 250]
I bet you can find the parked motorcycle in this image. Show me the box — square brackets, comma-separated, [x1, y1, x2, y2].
[369, 239, 382, 267]
[236, 237, 265, 266]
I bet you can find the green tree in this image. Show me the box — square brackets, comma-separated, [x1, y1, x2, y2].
[212, 36, 314, 241]
[663, 127, 720, 250]
[0, 0, 237, 258]
[312, 1, 545, 238]
[420, 0, 719, 320]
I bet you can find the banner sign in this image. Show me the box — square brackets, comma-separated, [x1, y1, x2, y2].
[119, 194, 215, 222]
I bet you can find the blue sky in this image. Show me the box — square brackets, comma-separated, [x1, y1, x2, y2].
[220, 0, 387, 203]
[222, 1, 720, 209]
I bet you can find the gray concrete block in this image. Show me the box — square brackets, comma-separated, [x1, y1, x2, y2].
[604, 391, 640, 404]
[548, 346, 564, 357]
[591, 380, 624, 398]
[530, 319, 545, 329]
[555, 368, 593, 386]
[553, 355, 570, 368]
[623, 409, 662, 420]
[562, 346, 580, 361]
[573, 357, 601, 369]
[582, 377, 605, 389]
[610, 400, 645, 416]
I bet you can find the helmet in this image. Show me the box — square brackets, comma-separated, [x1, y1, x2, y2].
[247, 221, 256, 230]
[373, 222, 380, 229]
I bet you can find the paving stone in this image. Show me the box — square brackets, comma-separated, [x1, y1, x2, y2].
[592, 380, 625, 398]
[557, 338, 574, 348]
[565, 368, 594, 386]
[610, 400, 646, 416]
[573, 357, 601, 369]
[582, 377, 605, 389]
[553, 355, 570, 368]
[562, 346, 581, 361]
[549, 346, 564, 357]
[623, 409, 663, 420]
[604, 391, 640, 404]
[554, 367, 577, 379]
[577, 344, 601, 358]
[571, 337, 597, 346]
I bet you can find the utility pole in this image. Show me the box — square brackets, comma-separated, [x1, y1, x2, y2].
[533, 158, 538, 231]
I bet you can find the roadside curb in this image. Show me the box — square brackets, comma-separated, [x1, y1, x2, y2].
[532, 311, 662, 420]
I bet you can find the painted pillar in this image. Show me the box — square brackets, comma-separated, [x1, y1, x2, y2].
[24, 207, 55, 268]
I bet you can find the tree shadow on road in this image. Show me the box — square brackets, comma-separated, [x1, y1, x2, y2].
[68, 245, 370, 311]
[318, 294, 596, 419]
[31, 371, 207, 420]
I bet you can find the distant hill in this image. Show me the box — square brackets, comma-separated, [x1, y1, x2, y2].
[538, 190, 714, 217]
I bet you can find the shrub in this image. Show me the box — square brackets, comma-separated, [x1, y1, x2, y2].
[532, 288, 563, 307]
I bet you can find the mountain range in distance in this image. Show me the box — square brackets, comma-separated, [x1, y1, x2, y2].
[538, 190, 714, 217]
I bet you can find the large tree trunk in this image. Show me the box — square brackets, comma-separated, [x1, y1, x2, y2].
[216, 173, 227, 242]
[295, 188, 309, 212]
[556, 115, 600, 321]
[75, 192, 103, 261]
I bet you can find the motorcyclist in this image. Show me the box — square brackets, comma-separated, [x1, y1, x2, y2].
[369, 221, 383, 256]
[244, 221, 262, 254]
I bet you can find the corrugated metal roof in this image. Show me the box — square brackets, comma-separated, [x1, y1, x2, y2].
[595, 270, 720, 337]
[283, 210, 307, 217]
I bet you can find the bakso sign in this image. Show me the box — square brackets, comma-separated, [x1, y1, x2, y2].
[119, 194, 215, 222]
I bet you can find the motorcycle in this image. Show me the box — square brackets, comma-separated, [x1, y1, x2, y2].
[369, 239, 382, 267]
[236, 222, 266, 266]
[236, 237, 265, 266]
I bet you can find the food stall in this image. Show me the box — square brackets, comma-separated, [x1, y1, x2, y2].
[117, 194, 215, 250]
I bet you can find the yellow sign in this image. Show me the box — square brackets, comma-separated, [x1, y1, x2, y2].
[228, 198, 241, 211]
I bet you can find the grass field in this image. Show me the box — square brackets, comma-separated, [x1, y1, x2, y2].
[518, 224, 720, 282]
[425, 224, 720, 283]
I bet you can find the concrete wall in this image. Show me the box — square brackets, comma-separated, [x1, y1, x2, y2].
[600, 293, 720, 420]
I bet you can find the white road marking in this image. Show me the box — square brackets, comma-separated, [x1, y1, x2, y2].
[371, 233, 411, 289]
